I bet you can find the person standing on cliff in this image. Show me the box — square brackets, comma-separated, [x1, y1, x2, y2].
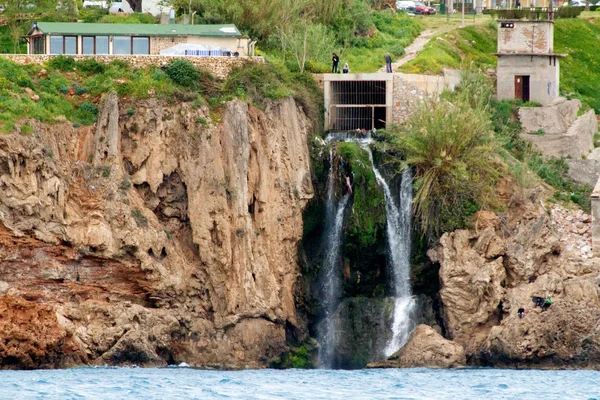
[342, 63, 350, 73]
[332, 53, 340, 73]
[385, 53, 393, 73]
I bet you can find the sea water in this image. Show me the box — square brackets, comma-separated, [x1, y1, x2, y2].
[1, 367, 598, 400]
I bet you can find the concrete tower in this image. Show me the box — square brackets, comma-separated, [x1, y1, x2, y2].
[495, 19, 565, 105]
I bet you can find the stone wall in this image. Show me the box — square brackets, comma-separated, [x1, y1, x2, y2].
[150, 36, 188, 55]
[593, 178, 600, 257]
[0, 54, 264, 79]
[391, 75, 432, 124]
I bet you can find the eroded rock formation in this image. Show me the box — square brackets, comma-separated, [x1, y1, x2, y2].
[429, 185, 600, 368]
[366, 324, 466, 369]
[0, 92, 314, 369]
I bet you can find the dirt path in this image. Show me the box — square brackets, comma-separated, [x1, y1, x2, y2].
[378, 29, 435, 73]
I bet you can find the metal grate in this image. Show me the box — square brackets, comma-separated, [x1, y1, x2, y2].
[330, 81, 387, 105]
[329, 106, 388, 131]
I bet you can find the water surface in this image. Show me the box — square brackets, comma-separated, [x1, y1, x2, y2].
[1, 367, 598, 400]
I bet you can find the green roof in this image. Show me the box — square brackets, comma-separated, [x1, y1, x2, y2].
[34, 22, 243, 38]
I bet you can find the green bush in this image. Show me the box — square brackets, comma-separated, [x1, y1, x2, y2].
[77, 58, 106, 75]
[386, 73, 501, 238]
[164, 58, 200, 88]
[389, 44, 405, 58]
[75, 101, 99, 126]
[48, 56, 76, 72]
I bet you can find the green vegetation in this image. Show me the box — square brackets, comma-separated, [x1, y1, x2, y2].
[269, 340, 317, 369]
[131, 209, 148, 227]
[400, 21, 497, 75]
[222, 63, 323, 125]
[340, 11, 422, 73]
[168, 0, 420, 73]
[337, 142, 386, 248]
[400, 16, 600, 113]
[491, 99, 592, 212]
[555, 18, 600, 113]
[164, 59, 201, 88]
[0, 55, 209, 132]
[381, 71, 500, 237]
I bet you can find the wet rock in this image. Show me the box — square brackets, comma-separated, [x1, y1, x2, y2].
[367, 325, 465, 369]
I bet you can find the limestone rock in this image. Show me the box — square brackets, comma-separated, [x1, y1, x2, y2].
[367, 325, 466, 369]
[519, 102, 597, 159]
[518, 98, 580, 135]
[428, 228, 506, 354]
[0, 95, 313, 369]
[429, 183, 600, 368]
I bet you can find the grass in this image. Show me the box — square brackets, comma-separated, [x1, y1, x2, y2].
[262, 10, 422, 73]
[399, 20, 497, 74]
[0, 56, 201, 133]
[340, 11, 422, 72]
[554, 17, 600, 113]
[399, 14, 600, 113]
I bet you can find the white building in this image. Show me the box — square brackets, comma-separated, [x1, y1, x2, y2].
[109, 0, 173, 18]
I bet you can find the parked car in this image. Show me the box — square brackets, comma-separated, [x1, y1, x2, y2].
[415, 1, 436, 14]
[396, 0, 435, 14]
[396, 0, 417, 12]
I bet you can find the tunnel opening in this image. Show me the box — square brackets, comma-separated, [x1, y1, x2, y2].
[327, 80, 389, 131]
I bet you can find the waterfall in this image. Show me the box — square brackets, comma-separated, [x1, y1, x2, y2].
[316, 134, 415, 367]
[365, 149, 415, 357]
[316, 148, 350, 369]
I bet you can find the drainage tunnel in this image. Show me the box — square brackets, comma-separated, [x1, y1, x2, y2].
[324, 74, 393, 131]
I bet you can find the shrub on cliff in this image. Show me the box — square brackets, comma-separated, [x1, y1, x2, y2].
[388, 82, 501, 238]
[223, 63, 323, 128]
[164, 59, 200, 88]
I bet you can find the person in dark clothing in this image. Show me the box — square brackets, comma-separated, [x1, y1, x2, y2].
[516, 0, 521, 7]
[342, 63, 349, 73]
[532, 296, 545, 308]
[332, 53, 340, 73]
[385, 52, 393, 73]
[542, 297, 552, 311]
[518, 307, 525, 319]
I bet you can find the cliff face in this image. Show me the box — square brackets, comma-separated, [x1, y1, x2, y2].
[428, 184, 600, 368]
[0, 93, 314, 369]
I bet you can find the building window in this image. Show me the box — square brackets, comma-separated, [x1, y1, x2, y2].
[49, 35, 63, 54]
[64, 36, 77, 54]
[82, 36, 94, 54]
[49, 35, 77, 54]
[113, 36, 131, 55]
[32, 37, 44, 54]
[96, 36, 109, 54]
[82, 36, 109, 55]
[132, 37, 149, 55]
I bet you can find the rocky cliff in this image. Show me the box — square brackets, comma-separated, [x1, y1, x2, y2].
[428, 184, 600, 368]
[0, 92, 314, 369]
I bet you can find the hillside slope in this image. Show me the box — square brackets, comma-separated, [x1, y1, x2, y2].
[399, 16, 600, 113]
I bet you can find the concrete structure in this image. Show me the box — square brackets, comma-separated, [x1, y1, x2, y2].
[593, 178, 600, 257]
[25, 22, 249, 56]
[322, 70, 460, 131]
[495, 19, 565, 106]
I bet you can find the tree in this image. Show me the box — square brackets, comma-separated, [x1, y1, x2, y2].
[125, 0, 142, 12]
[285, 21, 335, 73]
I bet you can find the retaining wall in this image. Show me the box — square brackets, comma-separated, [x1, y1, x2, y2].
[593, 178, 600, 257]
[0, 54, 264, 79]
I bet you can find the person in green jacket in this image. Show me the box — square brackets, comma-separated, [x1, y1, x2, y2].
[542, 296, 553, 311]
